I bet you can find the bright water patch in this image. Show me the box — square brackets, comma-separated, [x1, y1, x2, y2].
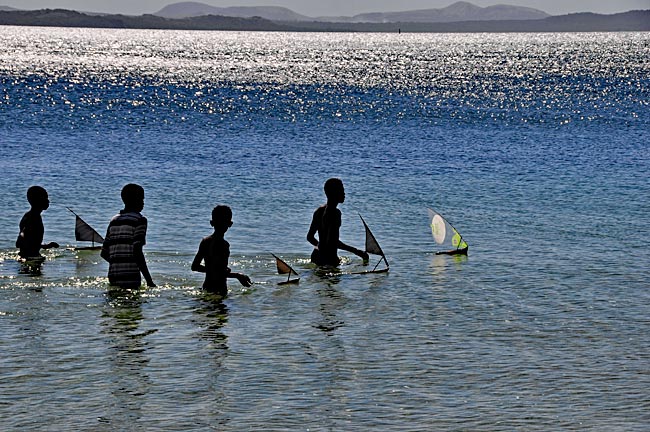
[0, 28, 649, 430]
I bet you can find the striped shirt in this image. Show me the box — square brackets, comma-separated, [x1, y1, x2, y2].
[101, 211, 148, 288]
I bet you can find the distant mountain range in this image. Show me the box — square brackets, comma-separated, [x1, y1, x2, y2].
[155, 3, 311, 21]
[154, 1, 551, 23]
[0, 6, 648, 33]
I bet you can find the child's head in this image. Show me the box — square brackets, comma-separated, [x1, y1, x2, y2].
[121, 183, 145, 211]
[210, 205, 233, 234]
[324, 178, 345, 203]
[26, 186, 50, 211]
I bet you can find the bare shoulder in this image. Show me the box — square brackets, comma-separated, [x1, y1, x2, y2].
[197, 234, 212, 249]
[311, 205, 326, 221]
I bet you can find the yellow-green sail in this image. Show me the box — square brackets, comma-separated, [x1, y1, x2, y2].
[427, 208, 468, 254]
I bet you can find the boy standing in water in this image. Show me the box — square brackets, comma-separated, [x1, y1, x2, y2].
[307, 178, 369, 266]
[192, 205, 252, 296]
[101, 184, 156, 288]
[16, 186, 59, 259]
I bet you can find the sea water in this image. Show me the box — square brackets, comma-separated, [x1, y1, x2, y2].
[0, 27, 648, 430]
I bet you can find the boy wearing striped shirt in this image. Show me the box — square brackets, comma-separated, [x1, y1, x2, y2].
[101, 184, 156, 288]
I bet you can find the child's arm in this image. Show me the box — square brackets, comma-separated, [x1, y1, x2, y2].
[100, 244, 110, 263]
[191, 245, 206, 273]
[132, 219, 155, 287]
[134, 244, 156, 287]
[100, 228, 110, 262]
[306, 211, 320, 248]
[228, 272, 252, 287]
[338, 241, 370, 262]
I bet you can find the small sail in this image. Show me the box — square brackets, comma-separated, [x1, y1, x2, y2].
[360, 215, 384, 257]
[274, 255, 298, 276]
[75, 215, 104, 244]
[427, 208, 468, 254]
[272, 254, 300, 285]
[67, 208, 104, 248]
[359, 214, 389, 271]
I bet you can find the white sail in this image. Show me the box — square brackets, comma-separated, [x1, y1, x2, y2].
[427, 208, 468, 254]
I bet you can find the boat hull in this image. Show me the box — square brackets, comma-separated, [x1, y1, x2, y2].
[436, 247, 468, 256]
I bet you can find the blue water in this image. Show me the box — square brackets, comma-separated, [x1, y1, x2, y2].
[1, 27, 649, 430]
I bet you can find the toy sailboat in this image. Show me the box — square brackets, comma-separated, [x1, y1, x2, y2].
[427, 208, 468, 255]
[272, 253, 300, 285]
[357, 214, 389, 273]
[66, 208, 104, 250]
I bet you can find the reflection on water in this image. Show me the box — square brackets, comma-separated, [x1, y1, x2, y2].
[194, 294, 229, 353]
[19, 258, 44, 277]
[315, 285, 346, 334]
[100, 288, 153, 427]
[430, 253, 468, 277]
[189, 294, 231, 428]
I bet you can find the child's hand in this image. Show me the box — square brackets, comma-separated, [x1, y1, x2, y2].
[358, 250, 370, 264]
[237, 274, 252, 287]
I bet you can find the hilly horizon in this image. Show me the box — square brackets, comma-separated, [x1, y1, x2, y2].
[153, 1, 551, 23]
[2, 7, 647, 33]
[154, 3, 311, 21]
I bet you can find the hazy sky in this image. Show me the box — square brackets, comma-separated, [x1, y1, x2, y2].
[2, 0, 649, 17]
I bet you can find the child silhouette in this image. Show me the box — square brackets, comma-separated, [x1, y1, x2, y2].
[16, 186, 59, 259]
[192, 205, 252, 296]
[101, 184, 156, 288]
[307, 178, 369, 266]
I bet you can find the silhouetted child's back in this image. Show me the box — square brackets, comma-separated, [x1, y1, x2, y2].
[101, 184, 155, 289]
[192, 205, 251, 296]
[16, 186, 59, 259]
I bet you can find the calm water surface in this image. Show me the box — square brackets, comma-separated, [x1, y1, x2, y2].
[0, 27, 649, 430]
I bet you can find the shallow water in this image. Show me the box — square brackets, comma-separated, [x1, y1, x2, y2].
[0, 27, 649, 430]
